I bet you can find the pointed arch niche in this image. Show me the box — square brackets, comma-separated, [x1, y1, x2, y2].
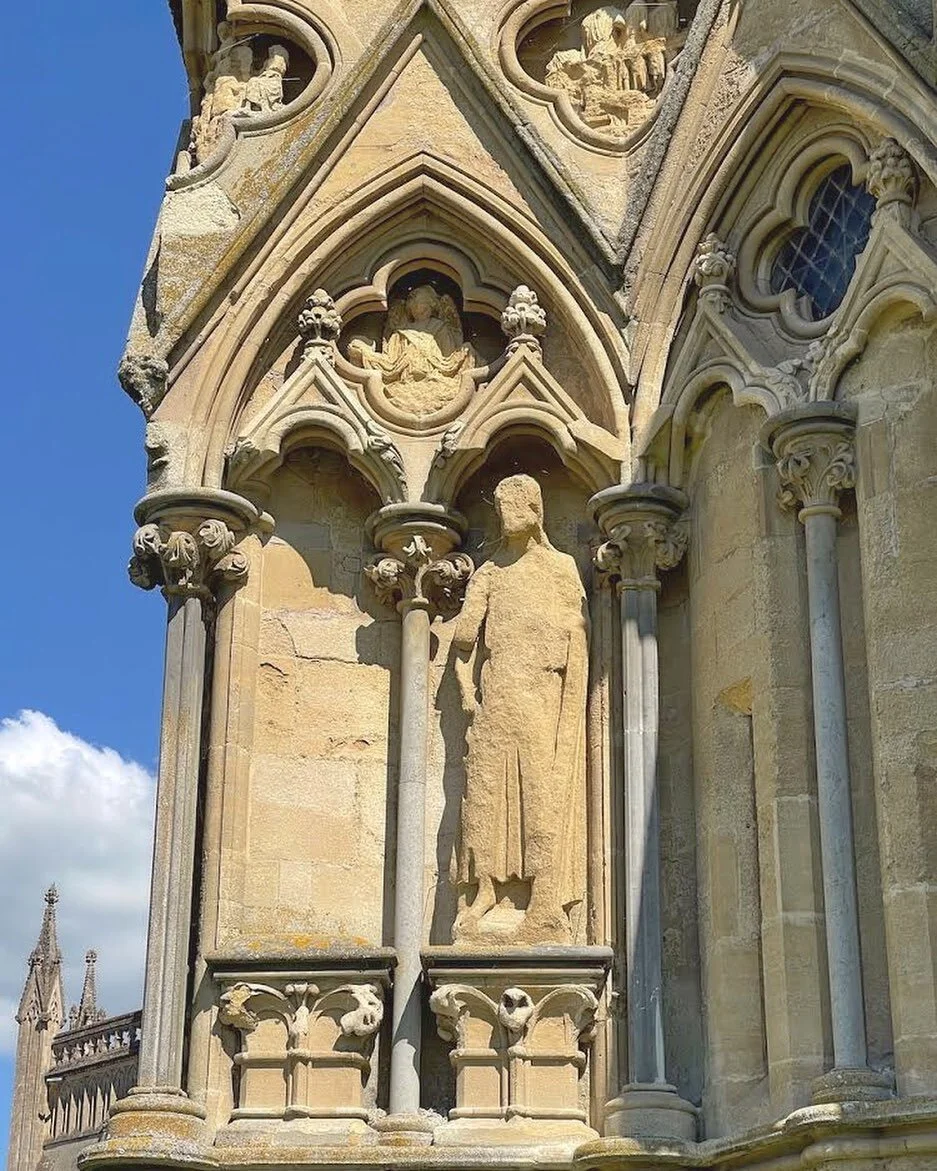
[210, 179, 630, 519]
[185, 163, 630, 494]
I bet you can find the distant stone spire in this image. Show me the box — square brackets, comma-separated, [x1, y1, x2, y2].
[69, 949, 106, 1030]
[19, 886, 63, 1023]
[8, 887, 66, 1171]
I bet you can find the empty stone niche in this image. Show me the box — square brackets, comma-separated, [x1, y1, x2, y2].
[236, 450, 396, 948]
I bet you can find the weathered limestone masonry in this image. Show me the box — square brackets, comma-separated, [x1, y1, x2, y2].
[9, 1, 937, 1171]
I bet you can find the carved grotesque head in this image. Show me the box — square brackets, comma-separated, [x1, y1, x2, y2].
[406, 285, 440, 323]
[494, 474, 545, 541]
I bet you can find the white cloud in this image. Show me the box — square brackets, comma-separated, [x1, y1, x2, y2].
[0, 711, 154, 1055]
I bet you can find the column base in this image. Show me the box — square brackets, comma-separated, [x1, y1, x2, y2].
[371, 1110, 442, 1146]
[811, 1066, 894, 1104]
[215, 1117, 376, 1148]
[603, 1084, 698, 1141]
[79, 1087, 211, 1169]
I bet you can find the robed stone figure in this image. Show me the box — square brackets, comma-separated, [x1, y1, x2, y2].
[451, 475, 588, 945]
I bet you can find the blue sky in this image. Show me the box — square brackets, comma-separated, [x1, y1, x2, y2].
[1, 3, 189, 1159]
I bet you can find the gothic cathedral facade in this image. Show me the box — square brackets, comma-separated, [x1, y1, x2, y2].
[9, 1, 937, 1170]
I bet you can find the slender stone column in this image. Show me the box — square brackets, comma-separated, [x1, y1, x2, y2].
[365, 505, 472, 1143]
[591, 485, 697, 1142]
[95, 489, 256, 1151]
[766, 405, 892, 1105]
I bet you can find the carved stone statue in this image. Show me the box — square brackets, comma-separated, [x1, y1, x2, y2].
[190, 28, 291, 164]
[347, 285, 476, 418]
[246, 45, 290, 113]
[451, 475, 588, 946]
[546, 2, 680, 137]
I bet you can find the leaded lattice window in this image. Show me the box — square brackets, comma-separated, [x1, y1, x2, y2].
[770, 164, 876, 321]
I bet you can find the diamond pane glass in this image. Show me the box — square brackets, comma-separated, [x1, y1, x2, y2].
[770, 164, 877, 321]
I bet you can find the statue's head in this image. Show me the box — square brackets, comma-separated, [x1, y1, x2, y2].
[266, 45, 290, 75]
[494, 474, 546, 542]
[230, 44, 254, 79]
[581, 6, 626, 52]
[406, 285, 440, 323]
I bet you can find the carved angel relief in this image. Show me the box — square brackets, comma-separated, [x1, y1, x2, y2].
[544, 3, 682, 139]
[347, 285, 477, 422]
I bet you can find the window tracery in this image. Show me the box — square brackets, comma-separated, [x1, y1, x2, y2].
[769, 164, 876, 321]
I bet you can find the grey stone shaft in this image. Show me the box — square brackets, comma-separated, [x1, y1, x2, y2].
[620, 583, 667, 1086]
[803, 510, 868, 1069]
[138, 595, 207, 1088]
[389, 600, 432, 1115]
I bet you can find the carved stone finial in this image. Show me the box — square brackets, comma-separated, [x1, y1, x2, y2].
[70, 950, 105, 1031]
[501, 285, 548, 354]
[595, 516, 688, 590]
[866, 138, 918, 219]
[129, 518, 248, 600]
[694, 234, 736, 313]
[118, 353, 169, 418]
[298, 289, 343, 364]
[766, 408, 857, 519]
[366, 536, 473, 615]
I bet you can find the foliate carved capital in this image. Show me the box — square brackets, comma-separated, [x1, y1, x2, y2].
[118, 353, 169, 418]
[866, 138, 918, 217]
[298, 288, 342, 364]
[129, 518, 248, 600]
[366, 535, 473, 614]
[767, 409, 857, 520]
[694, 233, 736, 313]
[501, 285, 547, 355]
[595, 516, 689, 590]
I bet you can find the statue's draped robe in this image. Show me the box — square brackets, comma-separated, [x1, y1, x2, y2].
[356, 317, 474, 414]
[453, 543, 588, 922]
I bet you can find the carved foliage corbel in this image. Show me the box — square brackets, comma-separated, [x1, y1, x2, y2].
[129, 518, 248, 601]
[219, 979, 385, 1050]
[594, 516, 689, 588]
[366, 536, 474, 615]
[775, 433, 856, 517]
